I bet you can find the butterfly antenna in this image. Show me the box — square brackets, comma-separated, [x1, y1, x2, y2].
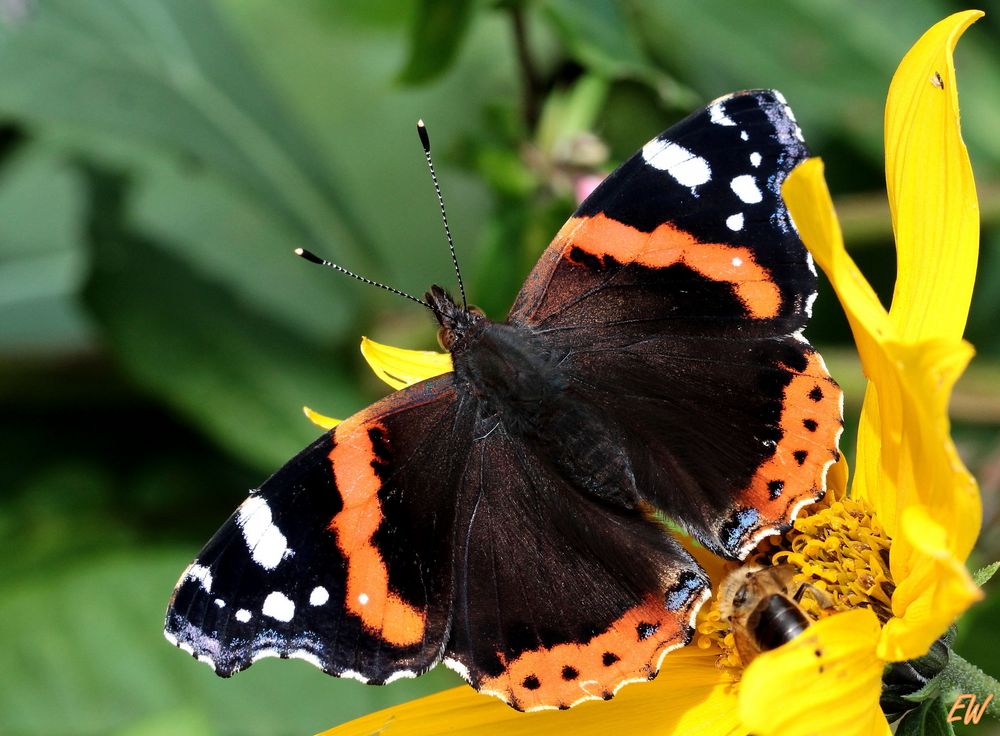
[417, 119, 467, 309]
[294, 248, 430, 308]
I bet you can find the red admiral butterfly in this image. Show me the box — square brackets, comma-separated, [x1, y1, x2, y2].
[165, 89, 842, 712]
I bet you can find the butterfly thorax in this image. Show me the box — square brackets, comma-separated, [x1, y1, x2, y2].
[430, 291, 640, 509]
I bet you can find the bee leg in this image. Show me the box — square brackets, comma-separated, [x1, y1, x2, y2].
[792, 581, 833, 610]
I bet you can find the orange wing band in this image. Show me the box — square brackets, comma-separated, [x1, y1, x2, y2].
[562, 213, 782, 319]
[739, 351, 842, 522]
[329, 415, 426, 647]
[479, 594, 689, 710]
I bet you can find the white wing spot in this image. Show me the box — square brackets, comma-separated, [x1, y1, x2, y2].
[740, 130, 749, 141]
[358, 593, 370, 606]
[444, 657, 471, 682]
[726, 213, 744, 232]
[384, 669, 418, 684]
[214, 598, 226, 608]
[237, 495, 290, 570]
[235, 608, 252, 623]
[310, 586, 330, 606]
[262, 591, 295, 622]
[340, 670, 370, 684]
[289, 650, 324, 669]
[709, 101, 736, 126]
[732, 256, 743, 267]
[731, 175, 763, 204]
[750, 152, 762, 167]
[805, 291, 818, 317]
[641, 139, 711, 187]
[185, 563, 213, 593]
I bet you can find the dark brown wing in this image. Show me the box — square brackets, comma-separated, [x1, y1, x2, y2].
[507, 90, 842, 558]
[164, 376, 475, 683]
[444, 416, 709, 711]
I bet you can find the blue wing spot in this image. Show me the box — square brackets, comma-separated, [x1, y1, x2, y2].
[665, 571, 707, 611]
[721, 507, 760, 556]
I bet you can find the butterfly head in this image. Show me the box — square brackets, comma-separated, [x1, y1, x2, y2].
[426, 284, 485, 352]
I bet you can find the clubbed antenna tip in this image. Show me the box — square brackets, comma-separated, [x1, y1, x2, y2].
[416, 119, 430, 153]
[293, 247, 323, 265]
[417, 118, 466, 308]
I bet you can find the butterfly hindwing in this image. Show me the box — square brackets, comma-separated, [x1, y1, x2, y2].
[165, 377, 473, 683]
[445, 417, 709, 711]
[510, 90, 842, 558]
[562, 334, 841, 559]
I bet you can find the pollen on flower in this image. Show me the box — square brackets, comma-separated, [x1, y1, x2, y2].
[774, 496, 895, 622]
[695, 494, 895, 675]
[695, 579, 744, 673]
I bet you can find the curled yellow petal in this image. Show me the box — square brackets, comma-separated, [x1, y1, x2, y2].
[321, 648, 743, 736]
[302, 405, 340, 430]
[739, 609, 888, 736]
[360, 336, 453, 390]
[877, 504, 982, 662]
[888, 339, 979, 561]
[784, 158, 888, 350]
[825, 453, 850, 503]
[783, 160, 893, 520]
[884, 10, 982, 343]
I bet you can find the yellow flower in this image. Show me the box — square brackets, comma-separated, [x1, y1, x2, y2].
[316, 11, 987, 736]
[302, 336, 454, 429]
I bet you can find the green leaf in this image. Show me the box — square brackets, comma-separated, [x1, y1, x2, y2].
[903, 674, 944, 704]
[397, 0, 475, 84]
[631, 0, 1000, 167]
[541, 0, 690, 105]
[80, 165, 357, 471]
[896, 698, 955, 736]
[0, 549, 457, 736]
[0, 144, 93, 351]
[535, 74, 610, 153]
[972, 561, 1000, 587]
[0, 0, 380, 275]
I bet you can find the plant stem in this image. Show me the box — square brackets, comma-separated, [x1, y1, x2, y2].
[510, 5, 541, 131]
[938, 651, 1000, 721]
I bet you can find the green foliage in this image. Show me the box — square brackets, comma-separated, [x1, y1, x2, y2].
[972, 561, 1000, 588]
[0, 550, 456, 736]
[397, 0, 475, 84]
[1, 1, 998, 734]
[896, 698, 955, 736]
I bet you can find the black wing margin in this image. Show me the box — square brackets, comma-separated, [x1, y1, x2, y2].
[164, 376, 475, 684]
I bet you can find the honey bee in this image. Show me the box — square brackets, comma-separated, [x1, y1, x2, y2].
[717, 563, 831, 665]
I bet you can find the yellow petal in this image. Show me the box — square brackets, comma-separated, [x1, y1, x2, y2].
[784, 159, 889, 352]
[320, 648, 744, 736]
[825, 454, 850, 503]
[884, 10, 982, 343]
[783, 160, 893, 517]
[360, 336, 453, 390]
[877, 505, 982, 661]
[302, 405, 340, 430]
[739, 609, 888, 736]
[784, 156, 982, 560]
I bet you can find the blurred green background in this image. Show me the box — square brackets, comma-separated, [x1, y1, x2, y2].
[1, 1, 998, 734]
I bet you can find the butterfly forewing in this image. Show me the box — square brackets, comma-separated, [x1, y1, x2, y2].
[509, 90, 842, 558]
[165, 377, 472, 683]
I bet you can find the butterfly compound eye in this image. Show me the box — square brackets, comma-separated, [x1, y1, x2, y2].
[438, 326, 455, 351]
